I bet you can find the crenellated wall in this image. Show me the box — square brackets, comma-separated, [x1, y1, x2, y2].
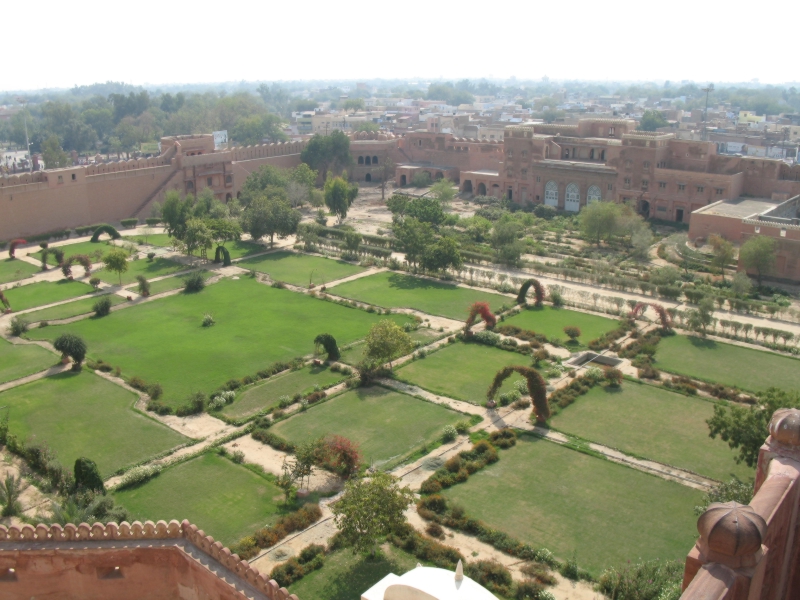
[680, 409, 800, 600]
[0, 519, 301, 600]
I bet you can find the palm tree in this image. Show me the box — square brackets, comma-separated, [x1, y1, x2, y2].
[0, 475, 23, 517]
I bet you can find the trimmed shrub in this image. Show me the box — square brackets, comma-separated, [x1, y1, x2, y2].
[230, 536, 259, 560]
[74, 457, 105, 493]
[8, 316, 29, 336]
[118, 464, 161, 489]
[183, 272, 205, 293]
[441, 425, 458, 443]
[90, 224, 121, 242]
[252, 429, 295, 452]
[465, 560, 513, 596]
[93, 296, 113, 317]
[120, 218, 139, 228]
[489, 428, 517, 449]
[145, 217, 161, 226]
[426, 522, 445, 539]
[175, 392, 206, 416]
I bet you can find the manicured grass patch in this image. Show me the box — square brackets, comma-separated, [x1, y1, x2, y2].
[30, 278, 412, 407]
[24, 293, 126, 322]
[330, 272, 508, 320]
[237, 251, 364, 286]
[124, 233, 173, 248]
[271, 386, 463, 467]
[5, 280, 93, 312]
[221, 364, 347, 420]
[114, 452, 282, 545]
[98, 256, 186, 286]
[33, 240, 115, 265]
[339, 328, 441, 366]
[0, 371, 187, 477]
[0, 258, 38, 284]
[0, 337, 55, 384]
[504, 306, 617, 344]
[217, 240, 267, 260]
[443, 435, 702, 574]
[396, 342, 527, 404]
[656, 335, 800, 393]
[132, 270, 213, 295]
[549, 381, 751, 480]
[289, 544, 421, 600]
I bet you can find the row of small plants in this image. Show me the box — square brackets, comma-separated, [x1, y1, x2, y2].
[230, 503, 324, 560]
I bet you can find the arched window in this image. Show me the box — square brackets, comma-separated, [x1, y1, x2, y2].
[565, 183, 580, 212]
[544, 181, 558, 206]
[589, 149, 595, 160]
[600, 149, 606, 161]
[365, 156, 371, 165]
[587, 185, 602, 203]
[358, 156, 364, 165]
[372, 156, 378, 164]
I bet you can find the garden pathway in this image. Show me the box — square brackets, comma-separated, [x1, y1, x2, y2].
[0, 362, 71, 393]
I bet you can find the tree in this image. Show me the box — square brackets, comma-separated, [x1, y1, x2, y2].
[430, 179, 456, 205]
[314, 333, 341, 361]
[731, 271, 753, 296]
[739, 235, 776, 286]
[707, 387, 800, 467]
[41, 135, 71, 169]
[0, 475, 22, 517]
[563, 326, 581, 342]
[53, 333, 88, 368]
[392, 218, 434, 267]
[364, 320, 413, 368]
[375, 155, 395, 200]
[638, 110, 669, 131]
[207, 218, 242, 248]
[580, 201, 620, 245]
[161, 190, 194, 240]
[183, 218, 214, 260]
[343, 98, 365, 113]
[687, 297, 715, 335]
[324, 176, 358, 223]
[709, 235, 735, 282]
[344, 231, 362, 252]
[230, 113, 287, 145]
[286, 180, 309, 208]
[694, 479, 753, 516]
[404, 197, 445, 228]
[74, 457, 105, 494]
[301, 130, 353, 179]
[331, 472, 414, 557]
[102, 249, 129, 285]
[386, 194, 409, 216]
[241, 195, 302, 246]
[421, 236, 463, 273]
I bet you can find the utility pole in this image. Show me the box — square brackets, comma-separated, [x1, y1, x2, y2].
[701, 84, 714, 141]
[16, 97, 32, 172]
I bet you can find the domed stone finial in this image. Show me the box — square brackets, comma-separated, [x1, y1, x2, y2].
[697, 502, 766, 567]
[769, 408, 800, 448]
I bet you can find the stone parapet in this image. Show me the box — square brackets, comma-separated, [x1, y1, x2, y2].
[0, 520, 299, 600]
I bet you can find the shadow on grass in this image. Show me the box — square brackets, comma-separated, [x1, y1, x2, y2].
[307, 553, 401, 600]
[386, 273, 457, 292]
[686, 337, 719, 351]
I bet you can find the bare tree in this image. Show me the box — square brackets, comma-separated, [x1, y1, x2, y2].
[376, 155, 396, 201]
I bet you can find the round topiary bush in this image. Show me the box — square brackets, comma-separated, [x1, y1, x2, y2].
[93, 296, 113, 317]
[184, 272, 205, 293]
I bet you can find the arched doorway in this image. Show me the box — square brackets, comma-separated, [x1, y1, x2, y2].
[435, 171, 444, 180]
[544, 181, 558, 206]
[225, 193, 232, 201]
[463, 180, 473, 194]
[587, 185, 601, 203]
[565, 183, 580, 212]
[365, 173, 372, 182]
[640, 200, 650, 218]
[400, 174, 407, 186]
[477, 182, 487, 195]
[492, 184, 500, 198]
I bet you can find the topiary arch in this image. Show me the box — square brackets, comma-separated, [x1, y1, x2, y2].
[72, 254, 92, 276]
[39, 248, 51, 272]
[629, 302, 672, 331]
[60, 255, 76, 279]
[214, 245, 232, 266]
[8, 239, 26, 259]
[465, 301, 496, 335]
[90, 224, 121, 242]
[314, 333, 341, 361]
[487, 365, 550, 423]
[516, 278, 545, 307]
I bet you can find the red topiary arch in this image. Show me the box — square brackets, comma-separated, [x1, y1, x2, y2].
[465, 301, 496, 335]
[72, 254, 92, 276]
[516, 279, 544, 306]
[8, 239, 26, 259]
[487, 365, 550, 423]
[629, 302, 672, 331]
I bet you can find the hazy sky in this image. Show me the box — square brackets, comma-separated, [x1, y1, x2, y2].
[5, 0, 797, 91]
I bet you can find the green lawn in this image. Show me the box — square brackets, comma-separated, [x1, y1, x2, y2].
[29, 277, 412, 407]
[114, 452, 283, 545]
[656, 335, 800, 393]
[549, 381, 752, 480]
[5, 280, 94, 312]
[97, 256, 187, 286]
[271, 386, 463, 468]
[33, 241, 116, 265]
[219, 240, 267, 260]
[339, 328, 442, 366]
[396, 342, 528, 404]
[289, 545, 422, 600]
[221, 364, 348, 420]
[504, 306, 617, 345]
[330, 272, 508, 320]
[127, 270, 213, 295]
[237, 251, 364, 286]
[0, 371, 187, 477]
[23, 293, 126, 322]
[0, 258, 38, 284]
[443, 435, 702, 574]
[0, 337, 55, 384]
